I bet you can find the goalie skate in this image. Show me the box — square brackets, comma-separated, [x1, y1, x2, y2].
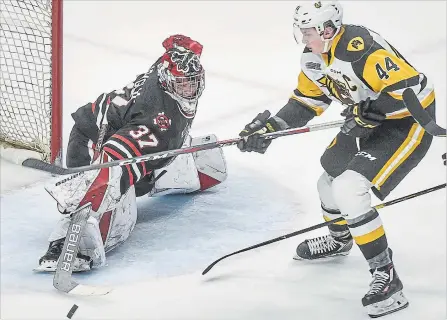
[362, 264, 409, 318]
[33, 238, 93, 273]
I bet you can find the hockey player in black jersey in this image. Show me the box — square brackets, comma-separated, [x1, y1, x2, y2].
[237, 1, 437, 318]
[36, 35, 227, 273]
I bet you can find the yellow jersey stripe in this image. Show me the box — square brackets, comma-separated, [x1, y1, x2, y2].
[372, 123, 425, 189]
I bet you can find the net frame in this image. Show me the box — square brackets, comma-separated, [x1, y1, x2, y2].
[0, 0, 63, 163]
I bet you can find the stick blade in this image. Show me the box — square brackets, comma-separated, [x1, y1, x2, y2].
[202, 265, 213, 275]
[69, 284, 113, 296]
[22, 158, 73, 175]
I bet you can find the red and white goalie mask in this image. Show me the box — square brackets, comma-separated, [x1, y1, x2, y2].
[158, 35, 205, 118]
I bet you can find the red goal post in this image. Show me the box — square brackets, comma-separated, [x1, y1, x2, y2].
[0, 0, 63, 164]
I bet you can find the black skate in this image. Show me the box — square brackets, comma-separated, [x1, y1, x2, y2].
[362, 263, 409, 318]
[293, 234, 353, 260]
[34, 238, 93, 273]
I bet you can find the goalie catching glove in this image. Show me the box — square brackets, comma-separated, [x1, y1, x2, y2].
[340, 98, 386, 138]
[237, 110, 288, 154]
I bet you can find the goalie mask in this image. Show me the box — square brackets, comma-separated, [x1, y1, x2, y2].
[158, 35, 205, 118]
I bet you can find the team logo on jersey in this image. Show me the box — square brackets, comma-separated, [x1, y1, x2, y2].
[314, 1, 322, 8]
[347, 37, 364, 51]
[317, 75, 356, 105]
[153, 112, 171, 131]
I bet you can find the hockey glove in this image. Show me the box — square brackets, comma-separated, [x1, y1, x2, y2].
[341, 98, 386, 138]
[237, 110, 287, 154]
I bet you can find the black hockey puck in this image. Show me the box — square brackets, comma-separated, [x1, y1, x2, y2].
[67, 304, 78, 319]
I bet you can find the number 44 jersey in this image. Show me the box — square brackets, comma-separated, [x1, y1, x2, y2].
[290, 24, 435, 121]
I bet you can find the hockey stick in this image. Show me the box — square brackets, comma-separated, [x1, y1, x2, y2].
[202, 182, 446, 275]
[403, 88, 446, 137]
[52, 122, 113, 296]
[53, 204, 112, 295]
[22, 119, 345, 175]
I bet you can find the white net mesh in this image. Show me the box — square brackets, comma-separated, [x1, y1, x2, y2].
[0, 0, 56, 160]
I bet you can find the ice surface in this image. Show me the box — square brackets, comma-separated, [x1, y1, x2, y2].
[1, 1, 445, 319]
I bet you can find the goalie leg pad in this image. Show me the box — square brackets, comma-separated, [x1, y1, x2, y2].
[102, 186, 137, 253]
[149, 134, 227, 196]
[191, 134, 228, 191]
[44, 154, 137, 269]
[46, 185, 137, 268]
[46, 215, 106, 268]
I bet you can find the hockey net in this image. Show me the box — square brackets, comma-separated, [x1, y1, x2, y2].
[0, 0, 62, 163]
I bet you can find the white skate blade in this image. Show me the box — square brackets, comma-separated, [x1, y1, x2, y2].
[33, 260, 57, 272]
[366, 291, 409, 318]
[292, 250, 350, 261]
[33, 259, 91, 273]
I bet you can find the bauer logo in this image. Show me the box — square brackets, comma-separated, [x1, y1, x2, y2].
[55, 172, 83, 186]
[60, 223, 82, 272]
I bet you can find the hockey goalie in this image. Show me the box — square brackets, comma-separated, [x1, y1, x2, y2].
[35, 35, 227, 272]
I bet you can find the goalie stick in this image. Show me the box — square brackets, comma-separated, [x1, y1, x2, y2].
[403, 88, 446, 137]
[53, 204, 112, 295]
[52, 122, 113, 296]
[22, 120, 345, 175]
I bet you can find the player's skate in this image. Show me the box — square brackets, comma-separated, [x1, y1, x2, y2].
[293, 233, 353, 260]
[34, 238, 93, 272]
[362, 263, 409, 318]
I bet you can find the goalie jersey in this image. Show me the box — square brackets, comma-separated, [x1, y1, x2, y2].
[276, 24, 435, 127]
[70, 60, 195, 187]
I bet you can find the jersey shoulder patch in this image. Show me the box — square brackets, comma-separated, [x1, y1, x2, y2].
[334, 25, 374, 62]
[301, 47, 324, 72]
[347, 36, 365, 52]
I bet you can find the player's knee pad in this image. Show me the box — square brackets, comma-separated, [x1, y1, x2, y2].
[317, 171, 350, 238]
[317, 171, 339, 211]
[149, 134, 227, 196]
[332, 170, 372, 219]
